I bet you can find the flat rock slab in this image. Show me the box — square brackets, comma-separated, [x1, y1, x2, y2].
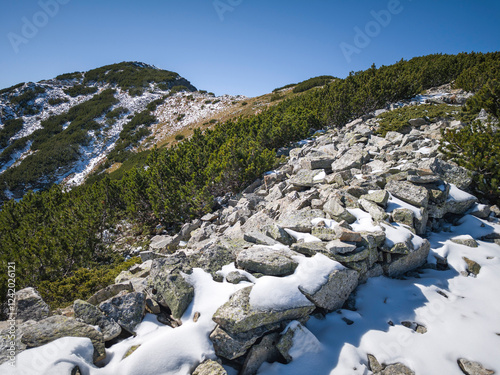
[212, 287, 315, 334]
[192, 359, 228, 375]
[99, 292, 146, 334]
[237, 246, 301, 276]
[20, 315, 105, 363]
[277, 208, 326, 233]
[457, 358, 495, 375]
[87, 283, 133, 306]
[386, 180, 429, 208]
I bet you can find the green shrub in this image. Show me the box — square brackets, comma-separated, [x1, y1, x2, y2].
[376, 104, 459, 136]
[441, 121, 500, 204]
[462, 78, 500, 120]
[37, 257, 141, 309]
[170, 85, 188, 94]
[175, 134, 185, 141]
[270, 93, 284, 102]
[293, 75, 334, 93]
[48, 97, 69, 106]
[241, 102, 248, 106]
[273, 83, 296, 92]
[56, 72, 83, 81]
[64, 85, 98, 97]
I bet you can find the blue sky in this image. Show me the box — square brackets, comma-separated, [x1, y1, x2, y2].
[1, 0, 499, 97]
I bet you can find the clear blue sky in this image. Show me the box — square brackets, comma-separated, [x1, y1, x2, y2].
[1, 0, 499, 97]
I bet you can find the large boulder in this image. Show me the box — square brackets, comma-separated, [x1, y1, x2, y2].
[236, 246, 301, 276]
[73, 300, 122, 341]
[12, 287, 49, 322]
[299, 268, 359, 311]
[290, 169, 326, 187]
[212, 287, 315, 334]
[99, 292, 146, 334]
[20, 315, 105, 363]
[419, 158, 472, 190]
[152, 271, 194, 319]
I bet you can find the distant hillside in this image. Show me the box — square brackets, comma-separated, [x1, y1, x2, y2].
[0, 62, 235, 200]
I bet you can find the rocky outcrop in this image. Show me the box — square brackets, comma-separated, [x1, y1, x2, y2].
[73, 299, 122, 341]
[12, 288, 49, 322]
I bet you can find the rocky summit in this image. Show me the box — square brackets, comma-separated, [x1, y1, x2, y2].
[1, 85, 499, 374]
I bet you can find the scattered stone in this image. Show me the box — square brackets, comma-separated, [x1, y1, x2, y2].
[470, 204, 491, 219]
[311, 226, 338, 241]
[236, 246, 300, 276]
[392, 208, 415, 228]
[381, 363, 415, 374]
[367, 354, 384, 373]
[360, 190, 390, 208]
[323, 198, 357, 223]
[325, 240, 357, 254]
[457, 358, 495, 375]
[73, 299, 122, 341]
[145, 298, 161, 314]
[152, 270, 194, 319]
[335, 226, 362, 242]
[193, 359, 228, 375]
[463, 257, 481, 276]
[21, 315, 106, 363]
[226, 271, 250, 284]
[290, 169, 326, 187]
[359, 198, 388, 221]
[451, 235, 478, 248]
[263, 224, 295, 246]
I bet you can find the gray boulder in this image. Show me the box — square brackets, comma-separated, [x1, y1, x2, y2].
[451, 235, 478, 248]
[99, 292, 146, 334]
[299, 268, 359, 311]
[290, 169, 325, 187]
[192, 359, 227, 375]
[152, 269, 194, 319]
[331, 148, 369, 172]
[13, 287, 49, 322]
[419, 158, 472, 190]
[263, 224, 295, 246]
[323, 198, 357, 223]
[386, 180, 429, 208]
[73, 299, 122, 341]
[359, 198, 388, 221]
[87, 283, 133, 306]
[277, 208, 325, 233]
[360, 190, 390, 208]
[236, 246, 301, 276]
[291, 241, 328, 256]
[457, 358, 495, 375]
[240, 333, 281, 375]
[243, 231, 280, 246]
[20, 315, 105, 363]
[212, 287, 315, 334]
[382, 240, 430, 277]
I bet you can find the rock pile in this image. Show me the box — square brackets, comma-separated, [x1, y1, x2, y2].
[2, 99, 498, 374]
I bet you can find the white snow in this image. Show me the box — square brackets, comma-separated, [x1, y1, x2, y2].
[249, 254, 344, 311]
[285, 228, 322, 243]
[381, 222, 425, 250]
[313, 170, 326, 181]
[448, 183, 476, 202]
[347, 208, 383, 232]
[386, 193, 423, 219]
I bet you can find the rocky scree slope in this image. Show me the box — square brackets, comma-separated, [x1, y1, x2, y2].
[2, 88, 499, 375]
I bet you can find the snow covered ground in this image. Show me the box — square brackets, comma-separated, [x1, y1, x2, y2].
[3, 208, 499, 375]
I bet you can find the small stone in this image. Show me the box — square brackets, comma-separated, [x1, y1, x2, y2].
[457, 358, 495, 375]
[359, 198, 388, 221]
[451, 235, 478, 248]
[463, 257, 481, 276]
[335, 226, 362, 242]
[367, 354, 383, 373]
[192, 359, 228, 375]
[360, 190, 390, 208]
[326, 240, 357, 254]
[291, 241, 327, 256]
[323, 198, 357, 224]
[226, 271, 249, 284]
[243, 231, 280, 246]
